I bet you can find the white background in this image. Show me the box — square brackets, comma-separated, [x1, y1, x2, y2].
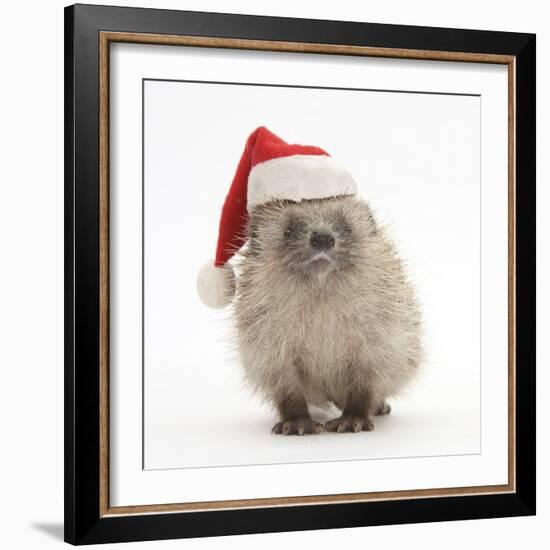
[143, 67, 483, 470]
[0, 0, 546, 549]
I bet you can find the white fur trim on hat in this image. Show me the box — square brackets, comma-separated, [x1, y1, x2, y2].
[196, 261, 236, 308]
[247, 154, 357, 210]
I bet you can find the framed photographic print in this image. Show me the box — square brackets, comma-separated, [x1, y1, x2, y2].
[64, 3, 536, 545]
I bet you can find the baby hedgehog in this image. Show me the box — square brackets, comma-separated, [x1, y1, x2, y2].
[235, 196, 422, 434]
[197, 127, 422, 435]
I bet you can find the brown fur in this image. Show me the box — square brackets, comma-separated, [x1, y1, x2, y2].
[233, 195, 423, 434]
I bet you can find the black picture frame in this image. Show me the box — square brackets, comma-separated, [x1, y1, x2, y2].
[64, 3, 536, 545]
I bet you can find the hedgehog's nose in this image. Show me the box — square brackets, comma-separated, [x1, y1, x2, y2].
[310, 231, 335, 250]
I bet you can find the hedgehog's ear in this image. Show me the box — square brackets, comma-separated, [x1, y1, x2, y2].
[360, 202, 378, 236]
[247, 216, 261, 256]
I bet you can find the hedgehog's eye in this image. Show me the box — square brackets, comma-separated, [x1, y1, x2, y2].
[334, 214, 352, 235]
[284, 225, 298, 239]
[284, 219, 306, 239]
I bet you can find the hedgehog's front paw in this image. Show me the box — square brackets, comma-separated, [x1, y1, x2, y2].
[325, 414, 374, 433]
[272, 417, 324, 436]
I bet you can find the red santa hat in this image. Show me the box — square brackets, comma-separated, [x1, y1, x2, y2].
[197, 126, 357, 308]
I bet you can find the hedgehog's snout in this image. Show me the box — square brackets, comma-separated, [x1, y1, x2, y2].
[310, 230, 335, 251]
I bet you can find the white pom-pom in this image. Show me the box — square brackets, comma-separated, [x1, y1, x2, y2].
[196, 260, 236, 308]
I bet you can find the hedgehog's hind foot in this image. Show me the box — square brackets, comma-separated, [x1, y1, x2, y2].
[374, 401, 391, 416]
